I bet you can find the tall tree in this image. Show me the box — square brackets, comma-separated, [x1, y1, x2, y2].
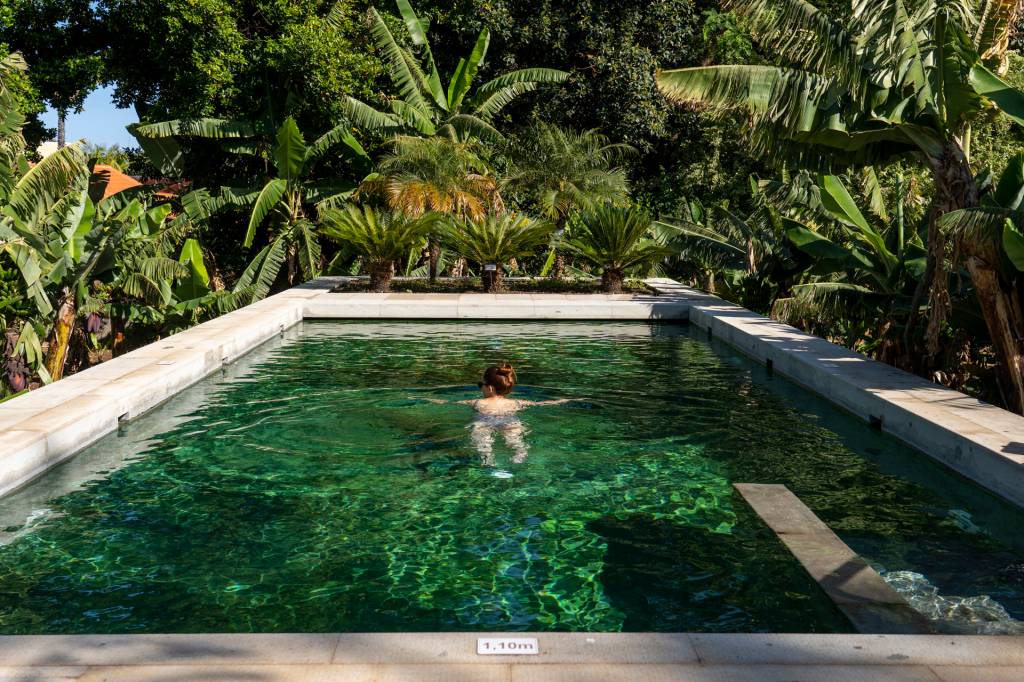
[657, 0, 1024, 413]
[1, 0, 104, 149]
[343, 0, 568, 142]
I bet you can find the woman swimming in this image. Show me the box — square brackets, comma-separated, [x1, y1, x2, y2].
[466, 363, 568, 464]
[427, 363, 569, 465]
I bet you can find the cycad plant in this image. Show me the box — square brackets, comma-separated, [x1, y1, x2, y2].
[321, 205, 438, 292]
[345, 0, 567, 142]
[441, 213, 555, 292]
[566, 204, 672, 293]
[656, 0, 1024, 412]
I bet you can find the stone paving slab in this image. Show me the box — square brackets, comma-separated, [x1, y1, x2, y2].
[2, 635, 1023, 680]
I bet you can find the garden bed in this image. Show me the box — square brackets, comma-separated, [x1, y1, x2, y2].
[329, 277, 656, 295]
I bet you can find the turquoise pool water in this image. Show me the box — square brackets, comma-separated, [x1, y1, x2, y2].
[0, 321, 1022, 634]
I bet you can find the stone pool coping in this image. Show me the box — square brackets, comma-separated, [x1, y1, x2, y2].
[0, 632, 1021, 680]
[2, 276, 1022, 509]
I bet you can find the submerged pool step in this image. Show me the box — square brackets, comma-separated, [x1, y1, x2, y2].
[735, 483, 935, 635]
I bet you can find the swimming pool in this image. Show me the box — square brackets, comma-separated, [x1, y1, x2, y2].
[0, 321, 1021, 634]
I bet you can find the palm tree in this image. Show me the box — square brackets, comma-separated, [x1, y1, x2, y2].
[565, 204, 672, 293]
[369, 134, 503, 279]
[344, 0, 568, 142]
[441, 213, 555, 292]
[656, 0, 1024, 412]
[321, 204, 438, 292]
[505, 123, 634, 277]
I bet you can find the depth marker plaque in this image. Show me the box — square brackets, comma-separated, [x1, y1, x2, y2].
[476, 637, 539, 655]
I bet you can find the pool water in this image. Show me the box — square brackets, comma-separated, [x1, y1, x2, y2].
[0, 321, 1022, 634]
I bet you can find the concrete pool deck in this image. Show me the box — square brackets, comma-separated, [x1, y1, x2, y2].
[0, 632, 1022, 680]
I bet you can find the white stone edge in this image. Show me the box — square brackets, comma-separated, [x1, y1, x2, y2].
[0, 632, 1022, 666]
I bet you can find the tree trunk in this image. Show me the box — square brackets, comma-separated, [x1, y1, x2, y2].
[924, 141, 1024, 413]
[907, 145, 978, 363]
[45, 287, 76, 382]
[56, 111, 66, 149]
[369, 261, 394, 293]
[428, 239, 440, 282]
[602, 268, 624, 294]
[482, 266, 504, 293]
[965, 255, 1024, 413]
[551, 253, 566, 280]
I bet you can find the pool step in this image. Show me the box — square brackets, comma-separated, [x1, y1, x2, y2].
[735, 482, 935, 634]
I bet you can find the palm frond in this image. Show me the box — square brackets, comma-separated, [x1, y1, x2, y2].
[244, 179, 288, 248]
[368, 7, 431, 112]
[722, 0, 862, 90]
[134, 118, 255, 139]
[342, 96, 404, 131]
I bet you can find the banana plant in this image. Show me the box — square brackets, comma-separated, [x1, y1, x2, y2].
[770, 172, 928, 352]
[134, 115, 370, 301]
[345, 0, 567, 142]
[656, 0, 1024, 412]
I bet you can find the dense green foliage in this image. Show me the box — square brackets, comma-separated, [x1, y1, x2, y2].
[3, 0, 1024, 415]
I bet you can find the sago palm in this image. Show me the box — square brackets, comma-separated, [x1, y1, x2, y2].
[441, 213, 555, 292]
[656, 0, 1024, 413]
[345, 0, 568, 142]
[566, 204, 672, 293]
[321, 204, 438, 292]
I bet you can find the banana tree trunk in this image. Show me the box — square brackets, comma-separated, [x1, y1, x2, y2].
[907, 145, 976, 362]
[926, 142, 1024, 414]
[965, 254, 1024, 413]
[45, 287, 76, 382]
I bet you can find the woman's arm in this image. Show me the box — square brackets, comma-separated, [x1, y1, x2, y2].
[518, 398, 573, 407]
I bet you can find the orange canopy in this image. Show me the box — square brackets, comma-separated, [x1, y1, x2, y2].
[92, 164, 142, 200]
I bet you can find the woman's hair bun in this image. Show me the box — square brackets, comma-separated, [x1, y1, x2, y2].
[482, 362, 517, 395]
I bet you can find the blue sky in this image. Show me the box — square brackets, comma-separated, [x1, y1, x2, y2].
[39, 85, 139, 148]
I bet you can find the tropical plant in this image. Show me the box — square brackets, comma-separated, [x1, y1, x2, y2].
[441, 212, 555, 291]
[656, 0, 1024, 412]
[321, 204, 438, 292]
[505, 122, 634, 277]
[771, 172, 929, 362]
[83, 188, 246, 350]
[134, 114, 368, 301]
[565, 204, 671, 293]
[367, 135, 503, 279]
[344, 0, 568, 142]
[654, 193, 791, 294]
